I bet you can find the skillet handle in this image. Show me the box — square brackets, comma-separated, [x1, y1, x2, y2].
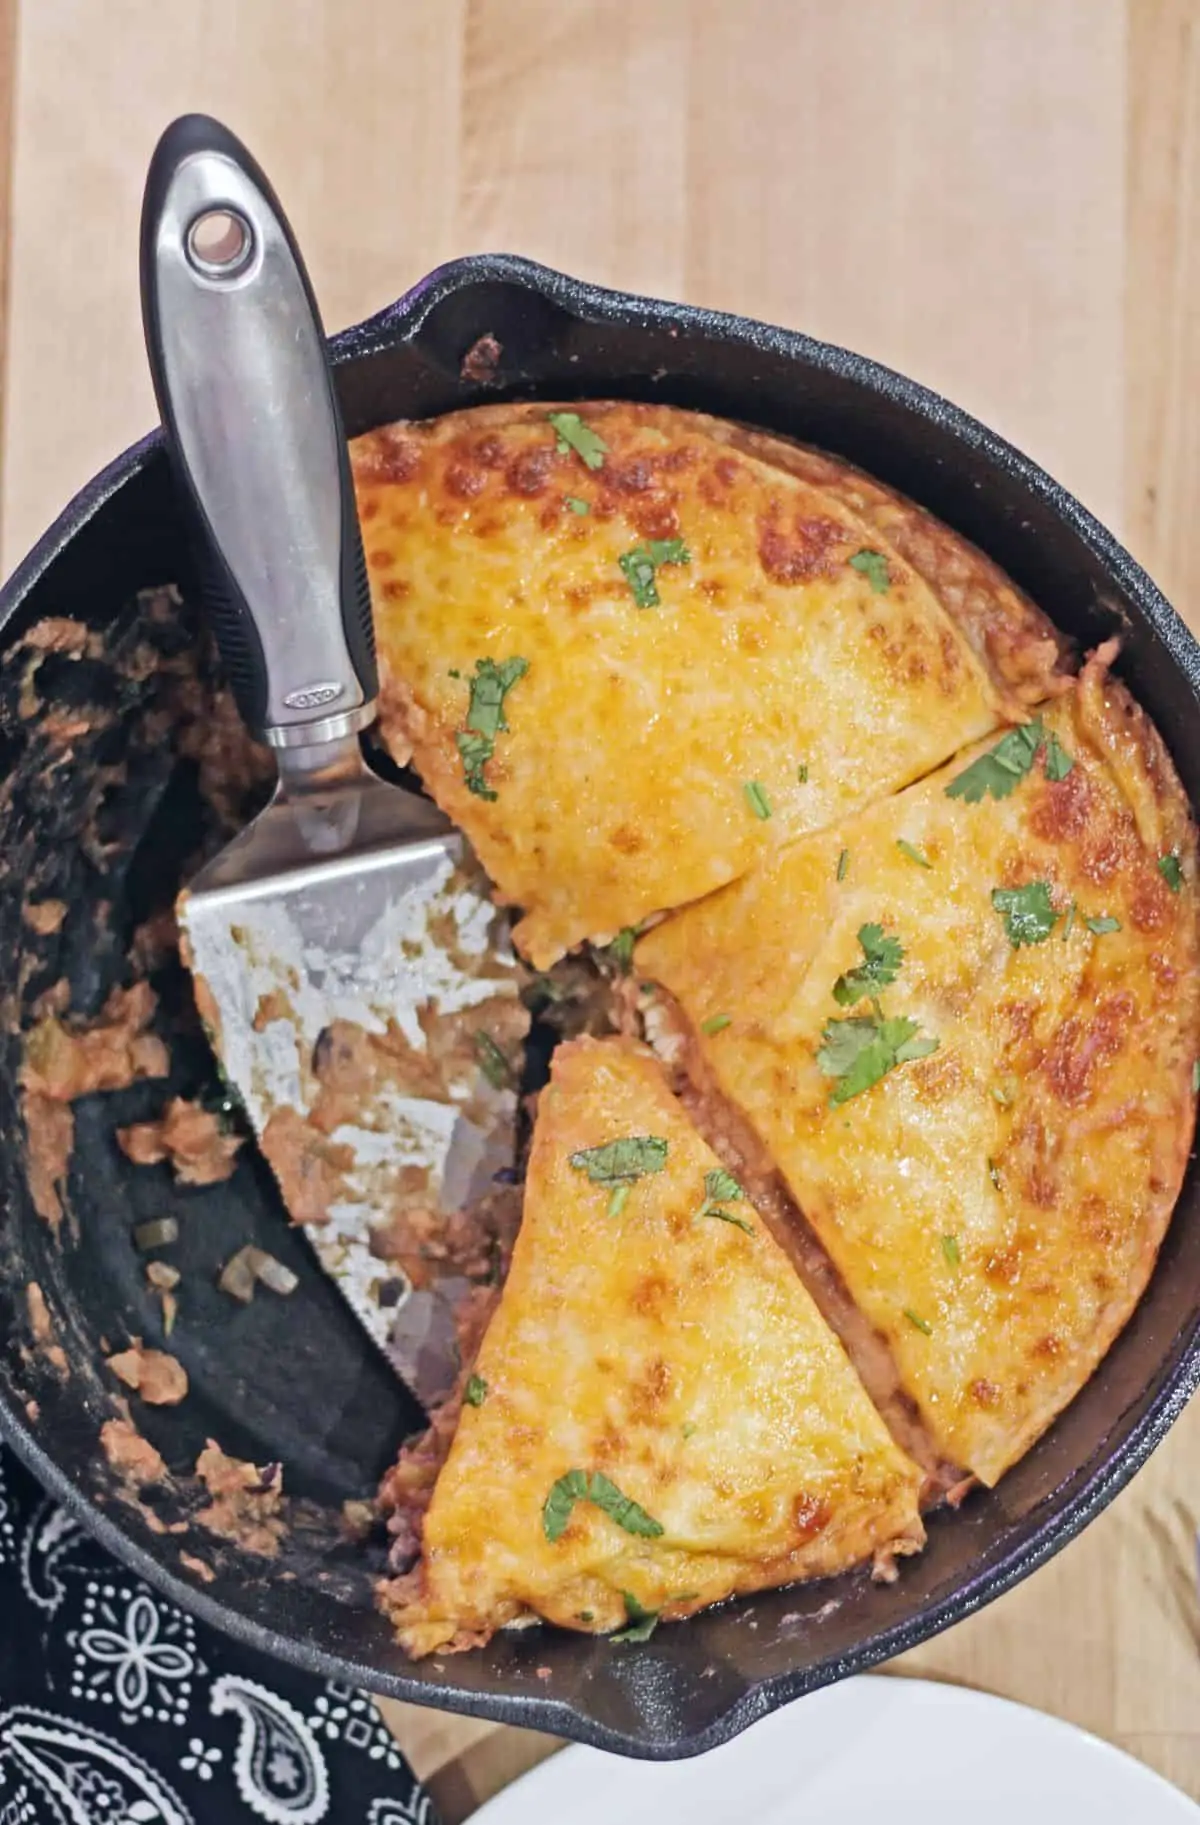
[139, 113, 377, 749]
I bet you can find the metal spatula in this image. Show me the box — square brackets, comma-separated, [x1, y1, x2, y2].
[139, 114, 526, 1407]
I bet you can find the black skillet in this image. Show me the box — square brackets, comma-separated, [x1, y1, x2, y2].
[1, 114, 1198, 1759]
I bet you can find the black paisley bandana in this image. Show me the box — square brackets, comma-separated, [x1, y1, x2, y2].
[0, 1444, 437, 1825]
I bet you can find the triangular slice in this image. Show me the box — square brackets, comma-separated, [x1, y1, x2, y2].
[351, 401, 1069, 965]
[382, 1036, 924, 1657]
[637, 649, 1200, 1486]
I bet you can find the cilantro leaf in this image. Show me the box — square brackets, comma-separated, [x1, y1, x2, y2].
[817, 1012, 938, 1105]
[543, 1469, 664, 1543]
[946, 721, 1044, 804]
[699, 1206, 755, 1235]
[1043, 732, 1074, 781]
[941, 1234, 960, 1268]
[548, 411, 608, 470]
[743, 780, 772, 820]
[837, 848, 849, 882]
[612, 1591, 660, 1643]
[850, 548, 890, 593]
[569, 1135, 669, 1184]
[832, 923, 904, 1006]
[618, 538, 691, 608]
[564, 494, 591, 515]
[700, 1012, 732, 1036]
[896, 838, 932, 869]
[474, 1031, 512, 1089]
[992, 881, 1059, 947]
[1087, 914, 1121, 935]
[607, 927, 638, 973]
[694, 1166, 754, 1233]
[1159, 853, 1184, 893]
[903, 1307, 933, 1335]
[797, 762, 809, 783]
[464, 1373, 488, 1407]
[457, 656, 529, 798]
[607, 1183, 631, 1218]
[1062, 900, 1077, 941]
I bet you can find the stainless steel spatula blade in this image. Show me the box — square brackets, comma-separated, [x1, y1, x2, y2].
[140, 116, 525, 1407]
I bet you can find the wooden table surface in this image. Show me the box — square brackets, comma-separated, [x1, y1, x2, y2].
[2, 1, 1200, 1816]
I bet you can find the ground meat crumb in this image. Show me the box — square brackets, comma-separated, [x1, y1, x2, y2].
[107, 1340, 189, 1406]
[460, 332, 503, 385]
[25, 1280, 68, 1375]
[179, 1551, 216, 1584]
[101, 1417, 167, 1484]
[23, 899, 66, 936]
[18, 616, 92, 656]
[118, 1097, 243, 1185]
[194, 1441, 285, 1558]
[21, 980, 169, 1102]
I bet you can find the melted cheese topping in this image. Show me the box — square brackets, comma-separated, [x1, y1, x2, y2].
[350, 402, 1065, 968]
[638, 658, 1199, 1485]
[386, 1037, 923, 1657]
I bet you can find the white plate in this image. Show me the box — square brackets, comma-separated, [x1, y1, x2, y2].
[470, 1675, 1199, 1824]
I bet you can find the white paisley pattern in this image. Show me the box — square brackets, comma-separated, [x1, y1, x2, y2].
[0, 1704, 193, 1824]
[210, 1677, 329, 1824]
[68, 1585, 198, 1726]
[308, 1686, 407, 1771]
[366, 1798, 435, 1825]
[19, 1498, 86, 1612]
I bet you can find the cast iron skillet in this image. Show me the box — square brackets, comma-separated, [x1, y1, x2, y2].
[2, 254, 1199, 1761]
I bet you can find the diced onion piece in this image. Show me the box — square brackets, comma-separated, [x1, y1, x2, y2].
[247, 1248, 299, 1297]
[145, 1260, 180, 1290]
[218, 1245, 259, 1304]
[134, 1217, 179, 1251]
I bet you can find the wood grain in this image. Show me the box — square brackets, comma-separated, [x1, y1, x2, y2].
[1, 1, 1199, 1817]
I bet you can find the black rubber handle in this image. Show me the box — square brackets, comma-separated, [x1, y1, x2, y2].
[140, 113, 377, 747]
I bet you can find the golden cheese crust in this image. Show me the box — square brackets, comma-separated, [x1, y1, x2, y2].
[637, 650, 1199, 1485]
[350, 402, 1069, 968]
[383, 1036, 924, 1657]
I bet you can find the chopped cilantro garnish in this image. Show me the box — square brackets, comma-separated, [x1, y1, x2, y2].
[850, 548, 890, 593]
[1087, 914, 1121, 935]
[612, 1591, 659, 1643]
[700, 1012, 732, 1036]
[542, 1469, 664, 1543]
[837, 848, 849, 882]
[1043, 732, 1074, 781]
[456, 655, 529, 799]
[832, 923, 904, 1006]
[817, 1011, 938, 1105]
[694, 1166, 754, 1234]
[681, 1422, 697, 1439]
[896, 838, 932, 869]
[1062, 900, 1077, 941]
[464, 1373, 488, 1407]
[607, 927, 638, 973]
[744, 780, 772, 820]
[474, 1031, 512, 1089]
[991, 1078, 1016, 1106]
[903, 1307, 933, 1336]
[1159, 853, 1184, 893]
[564, 494, 590, 515]
[607, 1183, 632, 1218]
[992, 881, 1059, 947]
[569, 1135, 669, 1186]
[941, 1234, 961, 1268]
[797, 762, 809, 783]
[548, 411, 607, 470]
[618, 537, 691, 607]
[946, 719, 1071, 804]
